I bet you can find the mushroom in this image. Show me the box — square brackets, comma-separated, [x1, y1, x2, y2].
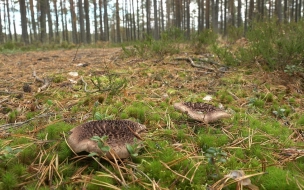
[173, 102, 231, 124]
[67, 120, 146, 159]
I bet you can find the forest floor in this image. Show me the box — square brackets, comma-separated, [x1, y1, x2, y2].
[0, 46, 304, 189]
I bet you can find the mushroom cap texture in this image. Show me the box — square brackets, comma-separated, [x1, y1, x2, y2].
[67, 120, 146, 159]
[173, 102, 231, 123]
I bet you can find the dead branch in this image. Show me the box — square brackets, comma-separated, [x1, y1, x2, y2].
[174, 57, 216, 71]
[32, 70, 51, 92]
[72, 44, 81, 62]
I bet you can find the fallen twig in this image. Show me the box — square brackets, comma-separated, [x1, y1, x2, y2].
[174, 57, 216, 71]
[32, 70, 51, 92]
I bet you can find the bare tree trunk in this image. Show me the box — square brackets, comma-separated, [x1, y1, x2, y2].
[230, 0, 235, 27]
[60, 0, 66, 41]
[40, 0, 47, 43]
[53, 0, 60, 42]
[153, 0, 159, 39]
[206, 0, 210, 29]
[160, 0, 164, 32]
[186, 0, 190, 38]
[237, 0, 242, 27]
[212, 0, 219, 33]
[84, 0, 91, 43]
[244, 0, 248, 35]
[276, 0, 282, 22]
[6, 0, 12, 41]
[69, 0, 78, 43]
[64, 0, 69, 41]
[104, 0, 109, 41]
[12, 1, 17, 42]
[93, 0, 98, 42]
[29, 0, 37, 41]
[146, 0, 151, 35]
[78, 0, 86, 43]
[0, 7, 3, 43]
[175, 0, 181, 28]
[98, 0, 104, 41]
[137, 0, 140, 39]
[166, 0, 171, 28]
[116, 0, 121, 42]
[224, 0, 227, 35]
[132, 0, 136, 40]
[47, 0, 54, 42]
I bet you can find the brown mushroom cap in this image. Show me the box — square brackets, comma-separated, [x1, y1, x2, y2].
[67, 120, 146, 159]
[174, 102, 231, 124]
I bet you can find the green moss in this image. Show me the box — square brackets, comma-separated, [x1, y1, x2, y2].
[297, 115, 304, 126]
[1, 172, 18, 190]
[255, 167, 298, 189]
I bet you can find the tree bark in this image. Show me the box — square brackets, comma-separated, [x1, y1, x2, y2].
[104, 0, 109, 41]
[153, 0, 159, 39]
[40, 0, 47, 43]
[69, 0, 78, 43]
[84, 0, 91, 43]
[78, 0, 86, 43]
[6, 0, 12, 41]
[116, 0, 121, 42]
[46, 0, 54, 42]
[53, 0, 60, 42]
[29, 0, 37, 41]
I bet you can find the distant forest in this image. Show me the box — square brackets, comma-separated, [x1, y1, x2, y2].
[1, 0, 303, 44]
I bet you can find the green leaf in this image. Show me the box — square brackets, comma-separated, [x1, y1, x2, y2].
[88, 152, 98, 157]
[126, 144, 134, 154]
[94, 112, 103, 120]
[101, 146, 110, 152]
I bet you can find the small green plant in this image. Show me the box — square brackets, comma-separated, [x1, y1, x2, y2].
[89, 136, 110, 156]
[204, 147, 227, 179]
[284, 64, 304, 75]
[126, 138, 142, 157]
[90, 74, 127, 95]
[7, 110, 18, 123]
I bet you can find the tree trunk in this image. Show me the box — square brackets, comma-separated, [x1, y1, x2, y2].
[186, 0, 190, 38]
[146, 0, 151, 35]
[64, 0, 69, 41]
[160, 0, 164, 32]
[53, 0, 60, 42]
[206, 0, 210, 29]
[98, 0, 104, 41]
[47, 0, 54, 42]
[93, 0, 98, 42]
[0, 7, 3, 43]
[6, 0, 12, 41]
[104, 0, 109, 41]
[116, 0, 121, 42]
[60, 0, 66, 41]
[175, 0, 181, 28]
[78, 0, 86, 43]
[166, 0, 171, 28]
[276, 0, 282, 23]
[40, 0, 47, 43]
[84, 0, 91, 43]
[237, 0, 242, 27]
[212, 0, 219, 33]
[69, 0, 78, 43]
[29, 0, 37, 41]
[153, 0, 159, 39]
[132, 0, 136, 40]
